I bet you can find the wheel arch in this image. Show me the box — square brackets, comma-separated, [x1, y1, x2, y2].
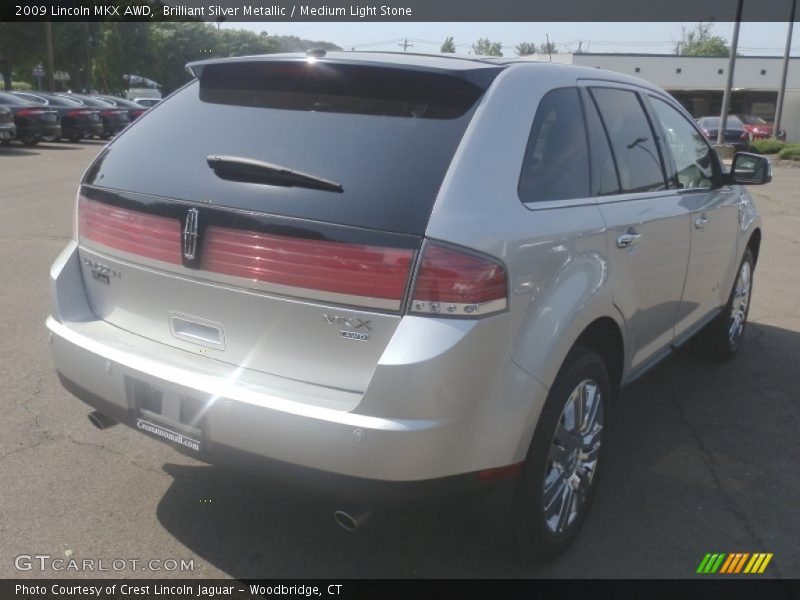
[747, 228, 762, 266]
[572, 317, 625, 398]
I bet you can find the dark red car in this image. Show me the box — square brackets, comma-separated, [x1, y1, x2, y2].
[734, 114, 786, 141]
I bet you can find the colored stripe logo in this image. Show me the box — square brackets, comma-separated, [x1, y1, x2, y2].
[697, 553, 773, 574]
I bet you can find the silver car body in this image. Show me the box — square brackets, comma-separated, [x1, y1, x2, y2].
[47, 54, 761, 484]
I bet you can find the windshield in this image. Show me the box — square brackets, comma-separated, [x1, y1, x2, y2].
[739, 115, 768, 125]
[700, 116, 744, 129]
[84, 61, 497, 235]
[0, 92, 35, 106]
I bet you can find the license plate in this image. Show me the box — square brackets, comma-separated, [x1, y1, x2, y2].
[0, 131, 10, 140]
[136, 419, 201, 452]
[128, 378, 207, 452]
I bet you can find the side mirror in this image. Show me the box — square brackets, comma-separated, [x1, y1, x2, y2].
[727, 152, 772, 185]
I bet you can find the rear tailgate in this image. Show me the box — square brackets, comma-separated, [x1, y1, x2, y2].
[76, 57, 498, 393]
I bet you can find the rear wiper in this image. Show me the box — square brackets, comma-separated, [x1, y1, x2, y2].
[206, 155, 343, 193]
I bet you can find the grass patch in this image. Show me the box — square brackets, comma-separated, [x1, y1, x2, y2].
[777, 143, 800, 160]
[749, 139, 786, 155]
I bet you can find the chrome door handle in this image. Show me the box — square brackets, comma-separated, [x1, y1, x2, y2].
[695, 215, 710, 229]
[616, 232, 642, 248]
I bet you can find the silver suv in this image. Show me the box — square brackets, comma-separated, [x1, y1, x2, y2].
[48, 52, 769, 560]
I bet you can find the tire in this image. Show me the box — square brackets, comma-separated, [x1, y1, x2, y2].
[21, 136, 39, 146]
[511, 346, 610, 562]
[68, 135, 82, 143]
[693, 247, 755, 361]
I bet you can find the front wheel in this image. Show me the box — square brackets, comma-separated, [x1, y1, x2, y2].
[511, 346, 609, 562]
[694, 248, 755, 361]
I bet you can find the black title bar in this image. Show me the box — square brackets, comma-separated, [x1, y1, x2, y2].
[5, 0, 800, 22]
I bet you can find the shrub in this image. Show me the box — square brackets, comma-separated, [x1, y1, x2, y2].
[749, 139, 786, 155]
[10, 81, 33, 91]
[777, 143, 800, 160]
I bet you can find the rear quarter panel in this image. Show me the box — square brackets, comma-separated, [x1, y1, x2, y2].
[426, 63, 624, 412]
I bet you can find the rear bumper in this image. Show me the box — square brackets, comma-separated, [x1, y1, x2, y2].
[56, 371, 512, 505]
[102, 119, 129, 136]
[17, 123, 61, 140]
[62, 122, 104, 139]
[48, 242, 545, 488]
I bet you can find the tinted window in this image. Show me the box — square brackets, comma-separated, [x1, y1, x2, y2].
[84, 61, 498, 235]
[583, 91, 621, 195]
[0, 92, 34, 106]
[19, 94, 75, 108]
[518, 87, 590, 203]
[590, 88, 666, 193]
[650, 98, 717, 190]
[700, 116, 745, 130]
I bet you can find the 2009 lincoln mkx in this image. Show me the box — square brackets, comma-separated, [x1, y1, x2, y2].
[47, 51, 770, 560]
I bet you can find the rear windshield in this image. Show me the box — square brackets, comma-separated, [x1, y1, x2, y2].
[700, 116, 744, 129]
[84, 60, 494, 235]
[0, 92, 34, 106]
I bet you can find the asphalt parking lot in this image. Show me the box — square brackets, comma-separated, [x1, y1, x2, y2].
[0, 141, 798, 579]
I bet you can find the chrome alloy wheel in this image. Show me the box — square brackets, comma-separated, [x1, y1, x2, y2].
[543, 379, 603, 535]
[729, 261, 751, 346]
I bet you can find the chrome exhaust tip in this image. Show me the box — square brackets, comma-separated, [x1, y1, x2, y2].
[88, 410, 118, 430]
[333, 504, 372, 532]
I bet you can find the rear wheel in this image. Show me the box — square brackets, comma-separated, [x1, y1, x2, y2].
[68, 135, 82, 143]
[694, 248, 754, 361]
[21, 136, 39, 146]
[511, 346, 609, 562]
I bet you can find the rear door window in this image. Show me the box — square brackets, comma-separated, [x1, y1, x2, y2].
[518, 87, 591, 203]
[589, 87, 667, 193]
[84, 61, 498, 235]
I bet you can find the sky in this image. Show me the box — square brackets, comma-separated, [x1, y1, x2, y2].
[223, 22, 800, 57]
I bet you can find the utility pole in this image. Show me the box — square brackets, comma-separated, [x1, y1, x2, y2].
[545, 33, 552, 62]
[44, 21, 55, 92]
[398, 38, 413, 52]
[718, 0, 743, 146]
[774, 0, 796, 139]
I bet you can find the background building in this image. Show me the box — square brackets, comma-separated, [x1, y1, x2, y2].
[521, 53, 800, 141]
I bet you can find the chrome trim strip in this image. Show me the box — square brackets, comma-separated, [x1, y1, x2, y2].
[79, 239, 403, 312]
[409, 298, 507, 317]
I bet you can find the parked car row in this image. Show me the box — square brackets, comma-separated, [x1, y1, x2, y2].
[697, 114, 787, 149]
[0, 91, 152, 146]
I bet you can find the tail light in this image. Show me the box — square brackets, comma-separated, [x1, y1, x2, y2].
[78, 197, 182, 264]
[67, 109, 93, 117]
[131, 109, 145, 118]
[408, 242, 507, 317]
[16, 108, 45, 117]
[201, 226, 414, 308]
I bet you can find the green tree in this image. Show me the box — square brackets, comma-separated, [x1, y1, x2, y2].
[217, 28, 280, 57]
[540, 40, 559, 55]
[0, 23, 42, 90]
[674, 22, 729, 57]
[51, 22, 104, 92]
[269, 34, 339, 53]
[515, 42, 538, 56]
[441, 36, 456, 53]
[149, 22, 220, 93]
[94, 23, 154, 94]
[472, 38, 503, 57]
